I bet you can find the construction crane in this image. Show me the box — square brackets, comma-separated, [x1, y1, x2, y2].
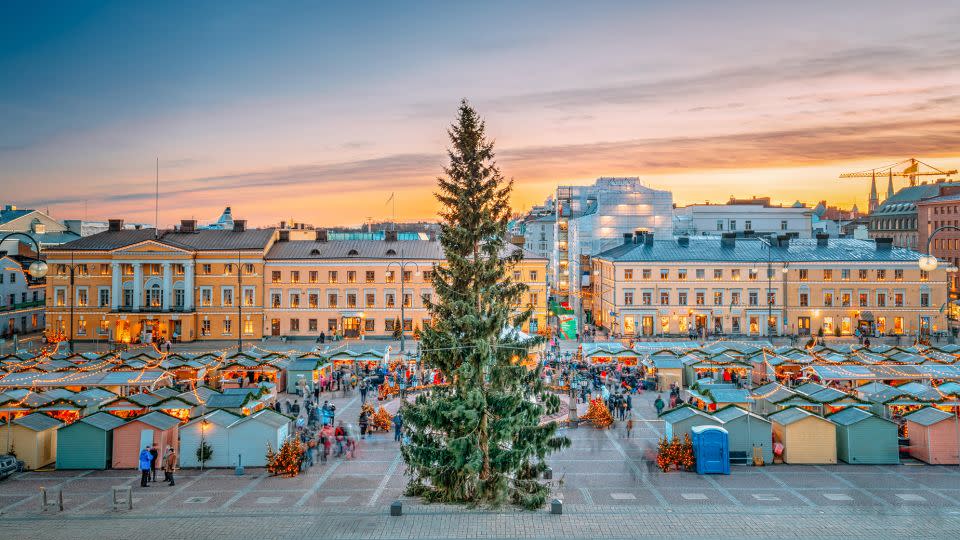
[841, 158, 958, 213]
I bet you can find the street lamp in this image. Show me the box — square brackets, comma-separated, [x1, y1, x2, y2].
[0, 233, 48, 280]
[919, 226, 960, 340]
[756, 236, 776, 338]
[386, 249, 420, 353]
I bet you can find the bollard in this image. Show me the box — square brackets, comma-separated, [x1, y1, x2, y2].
[542, 466, 553, 480]
[390, 500, 402, 516]
[235, 454, 244, 476]
[550, 498, 562, 515]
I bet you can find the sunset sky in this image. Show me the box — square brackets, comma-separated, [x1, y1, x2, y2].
[2, 1, 959, 227]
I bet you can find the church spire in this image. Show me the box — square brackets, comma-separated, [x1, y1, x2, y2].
[886, 170, 895, 200]
[868, 172, 879, 214]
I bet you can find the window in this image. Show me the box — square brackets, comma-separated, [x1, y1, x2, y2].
[364, 319, 375, 332]
[695, 269, 705, 280]
[386, 293, 396, 308]
[921, 291, 930, 307]
[748, 291, 758, 306]
[243, 287, 255, 307]
[224, 264, 234, 276]
[347, 271, 356, 284]
[328, 293, 338, 307]
[366, 271, 375, 283]
[202, 264, 212, 275]
[290, 271, 300, 284]
[729, 219, 736, 231]
[823, 269, 833, 281]
[271, 293, 281, 308]
[799, 292, 809, 307]
[767, 291, 776, 305]
[876, 292, 886, 307]
[290, 318, 300, 332]
[894, 269, 903, 281]
[365, 293, 375, 308]
[329, 271, 338, 283]
[53, 288, 65, 306]
[513, 270, 521, 281]
[859, 292, 868, 307]
[348, 293, 358, 308]
[308, 271, 319, 283]
[841, 269, 851, 280]
[223, 319, 232, 334]
[403, 271, 412, 283]
[695, 291, 705, 305]
[716, 220, 724, 231]
[200, 320, 211, 336]
[624, 269, 633, 280]
[642, 269, 652, 279]
[175, 288, 185, 308]
[920, 270, 929, 281]
[99, 288, 110, 307]
[328, 319, 338, 331]
[386, 270, 396, 283]
[100, 263, 111, 276]
[841, 292, 851, 307]
[222, 287, 234, 307]
[744, 220, 752, 231]
[678, 269, 687, 281]
[714, 291, 723, 305]
[748, 269, 758, 281]
[529, 292, 539, 305]
[290, 293, 300, 308]
[77, 319, 87, 336]
[244, 263, 254, 274]
[731, 291, 741, 305]
[799, 269, 808, 281]
[77, 288, 88, 307]
[780, 220, 788, 231]
[713, 269, 722, 280]
[624, 291, 634, 306]
[306, 293, 317, 308]
[731, 269, 741, 281]
[858, 269, 868, 280]
[309, 319, 318, 332]
[200, 287, 213, 307]
[641, 291, 652, 306]
[894, 292, 904, 307]
[529, 270, 538, 281]
[271, 271, 281, 283]
[876, 269, 886, 280]
[99, 320, 109, 335]
[422, 270, 433, 281]
[244, 320, 254, 335]
[823, 291, 833, 307]
[660, 291, 669, 305]
[659, 269, 669, 280]
[678, 291, 688, 305]
[385, 319, 396, 332]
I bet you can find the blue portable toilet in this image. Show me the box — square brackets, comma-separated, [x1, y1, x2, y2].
[691, 425, 730, 475]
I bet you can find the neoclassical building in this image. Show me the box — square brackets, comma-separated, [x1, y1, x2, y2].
[592, 232, 948, 338]
[45, 219, 274, 343]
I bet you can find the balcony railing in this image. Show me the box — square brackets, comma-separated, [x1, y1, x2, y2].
[0, 300, 45, 312]
[113, 305, 193, 313]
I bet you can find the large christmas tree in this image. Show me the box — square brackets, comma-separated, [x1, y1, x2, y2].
[401, 100, 569, 509]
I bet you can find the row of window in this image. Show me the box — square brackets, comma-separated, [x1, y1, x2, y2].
[269, 269, 437, 285]
[1, 291, 41, 306]
[272, 317, 431, 334]
[621, 289, 929, 308]
[54, 263, 257, 277]
[620, 267, 926, 282]
[715, 219, 790, 232]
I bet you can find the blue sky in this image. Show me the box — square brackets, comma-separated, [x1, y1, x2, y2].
[2, 1, 959, 226]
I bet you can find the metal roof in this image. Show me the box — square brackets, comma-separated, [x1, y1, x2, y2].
[240, 408, 292, 428]
[13, 412, 63, 431]
[49, 228, 275, 252]
[185, 409, 242, 428]
[768, 406, 826, 426]
[131, 411, 181, 430]
[659, 405, 714, 422]
[903, 407, 953, 426]
[265, 239, 544, 261]
[595, 237, 924, 263]
[828, 407, 888, 426]
[78, 411, 127, 431]
[713, 405, 769, 424]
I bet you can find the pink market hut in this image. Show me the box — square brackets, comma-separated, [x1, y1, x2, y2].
[902, 407, 960, 465]
[111, 411, 180, 469]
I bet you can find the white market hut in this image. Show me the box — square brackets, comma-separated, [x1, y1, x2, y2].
[227, 409, 292, 467]
[179, 410, 242, 468]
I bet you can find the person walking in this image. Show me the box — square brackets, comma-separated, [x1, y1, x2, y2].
[163, 446, 177, 486]
[625, 417, 634, 438]
[359, 378, 368, 403]
[138, 446, 153, 487]
[359, 410, 369, 440]
[654, 395, 665, 416]
[392, 412, 403, 442]
[149, 443, 160, 482]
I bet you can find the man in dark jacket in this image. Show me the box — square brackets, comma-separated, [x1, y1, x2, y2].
[149, 443, 160, 482]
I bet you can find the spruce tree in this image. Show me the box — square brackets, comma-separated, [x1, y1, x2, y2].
[401, 100, 569, 509]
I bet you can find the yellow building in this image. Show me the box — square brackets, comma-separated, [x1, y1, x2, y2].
[45, 219, 275, 343]
[262, 230, 547, 338]
[591, 232, 948, 338]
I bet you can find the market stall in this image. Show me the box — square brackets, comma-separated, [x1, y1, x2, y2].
[55, 412, 126, 469]
[768, 406, 837, 464]
[712, 405, 773, 465]
[902, 407, 959, 465]
[828, 407, 899, 464]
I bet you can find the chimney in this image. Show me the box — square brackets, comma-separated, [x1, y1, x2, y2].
[643, 232, 654, 246]
[677, 236, 690, 247]
[279, 221, 287, 230]
[720, 232, 736, 248]
[278, 230, 290, 242]
[875, 237, 893, 250]
[428, 230, 437, 242]
[232, 220, 246, 232]
[776, 234, 790, 248]
[4, 205, 16, 211]
[180, 219, 196, 233]
[623, 233, 633, 245]
[315, 229, 328, 242]
[384, 230, 398, 242]
[816, 232, 829, 247]
[108, 219, 124, 232]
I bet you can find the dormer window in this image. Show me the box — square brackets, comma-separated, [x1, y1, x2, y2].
[309, 249, 321, 256]
[347, 249, 359, 256]
[386, 249, 397, 256]
[32, 222, 45, 234]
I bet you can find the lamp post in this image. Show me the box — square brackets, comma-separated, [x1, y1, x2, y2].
[918, 225, 960, 342]
[236, 251, 243, 352]
[0, 233, 48, 350]
[386, 249, 420, 353]
[754, 236, 776, 338]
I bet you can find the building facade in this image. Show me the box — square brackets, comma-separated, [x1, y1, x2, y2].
[869, 181, 960, 249]
[263, 231, 548, 338]
[917, 193, 960, 292]
[521, 213, 555, 287]
[554, 177, 673, 321]
[44, 219, 274, 344]
[592, 232, 947, 338]
[0, 255, 45, 339]
[0, 205, 80, 255]
[674, 198, 812, 238]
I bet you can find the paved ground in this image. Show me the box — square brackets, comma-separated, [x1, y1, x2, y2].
[3, 387, 960, 539]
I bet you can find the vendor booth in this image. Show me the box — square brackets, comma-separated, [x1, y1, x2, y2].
[828, 407, 899, 464]
[111, 411, 180, 469]
[56, 412, 126, 469]
[179, 410, 242, 468]
[712, 405, 773, 465]
[1, 412, 62, 469]
[661, 405, 721, 440]
[768, 407, 837, 464]
[903, 407, 959, 465]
